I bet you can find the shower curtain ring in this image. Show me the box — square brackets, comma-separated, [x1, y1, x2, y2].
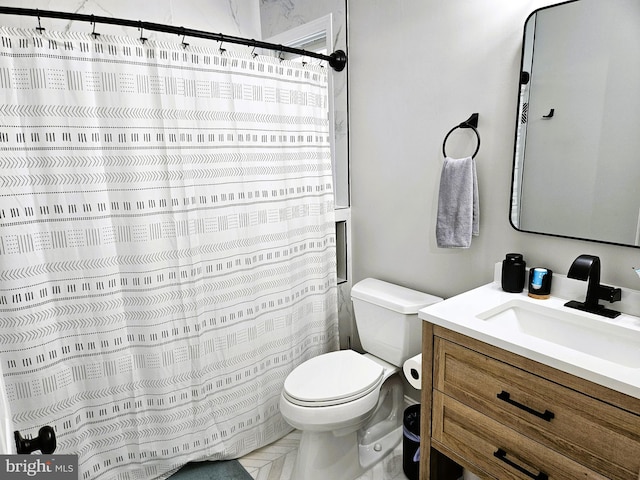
[138, 22, 148, 44]
[218, 40, 226, 54]
[179, 28, 189, 49]
[90, 16, 100, 38]
[250, 43, 258, 58]
[35, 11, 45, 34]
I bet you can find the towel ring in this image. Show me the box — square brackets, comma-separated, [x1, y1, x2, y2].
[442, 114, 481, 159]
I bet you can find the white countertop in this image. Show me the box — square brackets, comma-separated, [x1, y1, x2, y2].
[419, 278, 640, 400]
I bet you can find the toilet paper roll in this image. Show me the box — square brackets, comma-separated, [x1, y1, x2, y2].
[403, 354, 422, 390]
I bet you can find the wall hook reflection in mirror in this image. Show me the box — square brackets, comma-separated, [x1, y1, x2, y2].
[442, 113, 481, 159]
[543, 108, 555, 119]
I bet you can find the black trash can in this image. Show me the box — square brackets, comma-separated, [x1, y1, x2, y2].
[403, 404, 421, 480]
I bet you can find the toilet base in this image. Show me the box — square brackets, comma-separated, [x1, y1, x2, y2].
[359, 424, 402, 471]
[290, 374, 404, 480]
[293, 429, 362, 480]
[291, 426, 402, 480]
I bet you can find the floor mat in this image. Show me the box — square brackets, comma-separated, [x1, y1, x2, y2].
[169, 460, 253, 480]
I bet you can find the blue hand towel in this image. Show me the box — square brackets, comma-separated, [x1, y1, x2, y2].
[436, 156, 479, 248]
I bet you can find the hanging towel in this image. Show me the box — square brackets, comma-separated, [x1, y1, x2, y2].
[436, 156, 479, 248]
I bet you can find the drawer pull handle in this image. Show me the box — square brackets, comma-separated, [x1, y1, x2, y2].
[497, 390, 555, 421]
[493, 448, 549, 480]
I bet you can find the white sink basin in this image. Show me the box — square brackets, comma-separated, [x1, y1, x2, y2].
[477, 299, 640, 369]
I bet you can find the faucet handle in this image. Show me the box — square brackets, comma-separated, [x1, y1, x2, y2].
[599, 285, 621, 303]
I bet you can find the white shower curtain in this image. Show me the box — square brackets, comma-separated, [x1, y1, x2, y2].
[0, 26, 338, 479]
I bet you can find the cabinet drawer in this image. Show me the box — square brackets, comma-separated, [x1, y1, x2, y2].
[433, 337, 640, 479]
[432, 391, 608, 480]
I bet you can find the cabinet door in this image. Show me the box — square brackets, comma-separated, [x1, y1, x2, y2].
[433, 337, 640, 479]
[432, 391, 609, 480]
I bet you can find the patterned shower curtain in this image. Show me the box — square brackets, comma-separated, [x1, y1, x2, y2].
[0, 26, 338, 480]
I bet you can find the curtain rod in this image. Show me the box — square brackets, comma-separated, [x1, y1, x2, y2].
[0, 6, 347, 72]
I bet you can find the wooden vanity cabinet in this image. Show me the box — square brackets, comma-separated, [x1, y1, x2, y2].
[419, 323, 640, 480]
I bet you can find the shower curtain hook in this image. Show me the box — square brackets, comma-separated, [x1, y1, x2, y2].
[250, 42, 258, 58]
[35, 10, 45, 34]
[90, 16, 100, 39]
[179, 28, 189, 49]
[138, 21, 148, 44]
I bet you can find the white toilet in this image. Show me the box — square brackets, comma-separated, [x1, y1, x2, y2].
[279, 278, 442, 480]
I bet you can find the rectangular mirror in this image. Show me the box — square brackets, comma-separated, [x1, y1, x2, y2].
[510, 0, 640, 247]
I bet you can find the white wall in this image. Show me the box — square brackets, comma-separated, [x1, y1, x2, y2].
[348, 0, 640, 299]
[0, 0, 261, 48]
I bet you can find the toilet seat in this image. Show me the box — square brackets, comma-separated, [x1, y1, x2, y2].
[283, 350, 384, 407]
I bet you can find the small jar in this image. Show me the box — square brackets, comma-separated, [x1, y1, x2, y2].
[501, 253, 526, 293]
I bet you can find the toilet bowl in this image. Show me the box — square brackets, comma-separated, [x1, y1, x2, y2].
[280, 351, 403, 480]
[279, 278, 442, 480]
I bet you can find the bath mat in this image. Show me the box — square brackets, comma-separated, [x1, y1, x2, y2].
[169, 459, 253, 480]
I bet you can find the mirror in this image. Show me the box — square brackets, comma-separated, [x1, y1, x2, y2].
[510, 0, 640, 247]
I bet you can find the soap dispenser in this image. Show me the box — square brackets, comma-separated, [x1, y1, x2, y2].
[501, 253, 526, 293]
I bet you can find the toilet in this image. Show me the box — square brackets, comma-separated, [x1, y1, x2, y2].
[279, 278, 442, 480]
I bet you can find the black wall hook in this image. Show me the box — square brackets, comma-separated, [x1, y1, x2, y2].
[543, 108, 554, 119]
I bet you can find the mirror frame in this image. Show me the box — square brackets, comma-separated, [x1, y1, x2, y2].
[509, 0, 640, 249]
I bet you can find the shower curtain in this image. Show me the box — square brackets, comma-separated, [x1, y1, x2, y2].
[0, 26, 338, 480]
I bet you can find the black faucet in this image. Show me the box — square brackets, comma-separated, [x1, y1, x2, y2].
[564, 254, 621, 318]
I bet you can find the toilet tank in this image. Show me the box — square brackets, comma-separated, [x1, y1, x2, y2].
[351, 278, 442, 367]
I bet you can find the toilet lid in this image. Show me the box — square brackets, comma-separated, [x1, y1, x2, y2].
[283, 350, 384, 406]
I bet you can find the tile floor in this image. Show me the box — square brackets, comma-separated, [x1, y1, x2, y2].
[238, 429, 409, 480]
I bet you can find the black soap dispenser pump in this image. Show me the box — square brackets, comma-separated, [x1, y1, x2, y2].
[502, 253, 526, 293]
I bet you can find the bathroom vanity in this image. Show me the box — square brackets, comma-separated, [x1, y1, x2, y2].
[417, 272, 640, 480]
